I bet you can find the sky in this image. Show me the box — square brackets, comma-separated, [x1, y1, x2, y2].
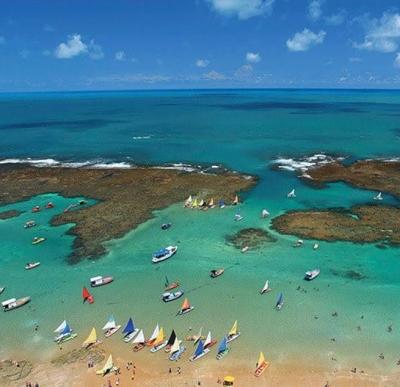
[1, 0, 400, 91]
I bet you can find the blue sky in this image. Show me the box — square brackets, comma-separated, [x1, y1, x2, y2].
[1, 0, 400, 91]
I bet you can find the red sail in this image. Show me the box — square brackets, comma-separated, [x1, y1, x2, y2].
[82, 287, 94, 303]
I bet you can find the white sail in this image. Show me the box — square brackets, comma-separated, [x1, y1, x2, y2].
[185, 195, 193, 206]
[194, 327, 203, 344]
[170, 337, 181, 354]
[149, 324, 159, 341]
[287, 189, 296, 198]
[261, 280, 269, 293]
[54, 320, 67, 333]
[102, 317, 116, 331]
[132, 329, 145, 344]
[204, 331, 212, 347]
[261, 209, 270, 218]
[374, 192, 383, 200]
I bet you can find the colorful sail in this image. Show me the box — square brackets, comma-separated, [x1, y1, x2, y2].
[228, 320, 238, 336]
[170, 337, 181, 354]
[122, 318, 135, 335]
[204, 331, 212, 347]
[82, 287, 94, 303]
[209, 198, 214, 207]
[218, 336, 228, 353]
[194, 339, 204, 358]
[132, 329, 145, 344]
[102, 315, 116, 331]
[181, 298, 190, 311]
[257, 352, 266, 367]
[54, 320, 67, 333]
[153, 327, 164, 346]
[192, 198, 198, 208]
[194, 327, 203, 344]
[61, 323, 72, 336]
[96, 354, 114, 376]
[82, 327, 97, 347]
[167, 329, 177, 346]
[149, 324, 159, 341]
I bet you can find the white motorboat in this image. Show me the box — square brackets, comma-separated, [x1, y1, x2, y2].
[162, 290, 184, 302]
[304, 269, 320, 281]
[25, 262, 40, 270]
[152, 246, 178, 263]
[2, 296, 31, 311]
[90, 276, 113, 287]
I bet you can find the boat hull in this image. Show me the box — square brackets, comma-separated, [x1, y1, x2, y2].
[162, 291, 184, 302]
[189, 348, 210, 362]
[226, 332, 240, 343]
[3, 297, 31, 312]
[124, 329, 139, 343]
[177, 306, 194, 315]
[216, 348, 230, 360]
[25, 262, 40, 270]
[254, 362, 270, 377]
[55, 333, 78, 344]
[150, 340, 168, 353]
[152, 247, 177, 263]
[169, 346, 186, 361]
[91, 276, 114, 287]
[104, 325, 121, 338]
[133, 343, 145, 352]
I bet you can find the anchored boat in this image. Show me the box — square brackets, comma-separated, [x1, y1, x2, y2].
[32, 237, 46, 245]
[210, 268, 224, 278]
[150, 327, 168, 352]
[169, 337, 186, 361]
[82, 327, 98, 348]
[102, 315, 121, 338]
[254, 352, 270, 377]
[82, 287, 94, 304]
[164, 330, 177, 353]
[304, 269, 320, 281]
[122, 317, 139, 343]
[90, 276, 113, 287]
[164, 276, 180, 291]
[162, 290, 184, 302]
[25, 262, 40, 270]
[146, 324, 159, 347]
[227, 320, 240, 343]
[132, 329, 146, 352]
[216, 336, 229, 360]
[2, 297, 31, 312]
[177, 298, 194, 316]
[54, 320, 77, 344]
[190, 339, 210, 362]
[152, 246, 178, 263]
[24, 220, 36, 228]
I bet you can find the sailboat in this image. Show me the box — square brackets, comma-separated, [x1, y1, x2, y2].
[146, 324, 159, 347]
[198, 199, 204, 207]
[313, 243, 319, 250]
[132, 329, 146, 352]
[275, 292, 284, 310]
[82, 287, 94, 304]
[184, 195, 193, 207]
[261, 209, 270, 218]
[96, 354, 118, 376]
[208, 198, 215, 208]
[164, 276, 180, 291]
[122, 317, 139, 343]
[234, 209, 243, 221]
[192, 198, 198, 208]
[204, 331, 217, 349]
[82, 327, 98, 348]
[177, 297, 194, 315]
[254, 352, 270, 377]
[287, 189, 296, 198]
[54, 321, 77, 343]
[233, 195, 239, 205]
[150, 327, 168, 352]
[227, 320, 240, 343]
[216, 336, 229, 360]
[260, 280, 271, 294]
[102, 315, 121, 338]
[0, 287, 4, 295]
[189, 339, 209, 361]
[164, 329, 177, 353]
[374, 192, 383, 201]
[219, 199, 226, 208]
[169, 337, 186, 361]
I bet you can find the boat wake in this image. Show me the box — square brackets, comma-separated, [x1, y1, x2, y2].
[132, 135, 152, 140]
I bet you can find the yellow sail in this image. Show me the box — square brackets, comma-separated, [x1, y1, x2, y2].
[82, 327, 97, 348]
[96, 354, 113, 375]
[153, 327, 164, 346]
[257, 352, 266, 367]
[192, 198, 198, 208]
[228, 320, 238, 336]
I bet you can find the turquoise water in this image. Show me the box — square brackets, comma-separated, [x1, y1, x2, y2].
[0, 89, 400, 373]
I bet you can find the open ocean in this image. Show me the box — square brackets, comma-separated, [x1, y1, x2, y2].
[1, 89, 399, 373]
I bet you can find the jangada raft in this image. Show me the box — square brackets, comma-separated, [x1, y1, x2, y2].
[82, 287, 94, 304]
[254, 352, 270, 377]
[176, 297, 194, 316]
[102, 315, 121, 338]
[122, 317, 139, 343]
[54, 320, 77, 344]
[152, 246, 178, 263]
[164, 276, 180, 291]
[150, 327, 168, 352]
[2, 296, 31, 312]
[226, 320, 240, 343]
[90, 275, 113, 287]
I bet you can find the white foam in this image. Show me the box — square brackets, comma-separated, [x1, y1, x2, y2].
[132, 135, 152, 140]
[90, 162, 132, 169]
[0, 158, 61, 167]
[272, 153, 341, 173]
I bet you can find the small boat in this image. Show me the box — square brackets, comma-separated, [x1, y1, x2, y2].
[164, 329, 177, 353]
[192, 198, 199, 208]
[208, 198, 215, 208]
[31, 206, 40, 213]
[254, 351, 270, 377]
[304, 268, 320, 281]
[241, 246, 249, 253]
[293, 239, 303, 248]
[0, 287, 5, 295]
[275, 292, 284, 310]
[184, 195, 193, 207]
[260, 280, 271, 294]
[161, 223, 172, 230]
[25, 262, 40, 270]
[169, 337, 186, 361]
[233, 195, 239, 205]
[90, 275, 113, 287]
[177, 297, 194, 316]
[216, 336, 229, 360]
[374, 192, 383, 201]
[234, 210, 243, 221]
[132, 329, 146, 352]
[287, 189, 296, 198]
[102, 315, 121, 338]
[227, 320, 240, 343]
[313, 243, 319, 250]
[54, 320, 77, 344]
[164, 276, 180, 291]
[24, 220, 36, 229]
[261, 209, 270, 218]
[189, 339, 210, 361]
[162, 290, 184, 302]
[198, 199, 205, 207]
[219, 199, 226, 208]
[96, 354, 119, 376]
[186, 327, 204, 342]
[32, 237, 46, 245]
[152, 246, 178, 263]
[146, 324, 159, 347]
[82, 327, 98, 348]
[204, 331, 217, 349]
[2, 296, 31, 312]
[223, 376, 235, 386]
[82, 287, 94, 304]
[210, 268, 224, 278]
[122, 318, 139, 343]
[45, 202, 54, 209]
[150, 327, 168, 352]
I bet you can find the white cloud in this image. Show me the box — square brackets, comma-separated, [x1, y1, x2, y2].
[54, 34, 104, 59]
[246, 52, 261, 63]
[206, 0, 274, 20]
[308, 0, 323, 22]
[325, 9, 346, 26]
[349, 57, 362, 63]
[0, 36, 5, 44]
[395, 53, 400, 68]
[354, 12, 400, 53]
[286, 29, 326, 52]
[234, 64, 253, 78]
[203, 70, 226, 80]
[196, 58, 210, 67]
[115, 51, 126, 61]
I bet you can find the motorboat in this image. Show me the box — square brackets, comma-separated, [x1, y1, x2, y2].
[45, 202, 54, 209]
[210, 269, 224, 278]
[24, 220, 36, 229]
[293, 239, 303, 248]
[32, 237, 46, 245]
[31, 206, 40, 213]
[152, 246, 177, 263]
[2, 296, 31, 312]
[241, 246, 249, 253]
[161, 223, 172, 230]
[90, 276, 113, 287]
[304, 269, 320, 281]
[162, 290, 184, 303]
[25, 262, 40, 270]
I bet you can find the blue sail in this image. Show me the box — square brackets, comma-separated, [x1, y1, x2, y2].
[194, 339, 204, 357]
[122, 317, 134, 335]
[276, 292, 283, 306]
[61, 323, 72, 335]
[217, 336, 227, 353]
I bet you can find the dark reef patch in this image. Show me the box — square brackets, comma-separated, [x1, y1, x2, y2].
[226, 228, 277, 250]
[331, 269, 367, 281]
[0, 209, 23, 219]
